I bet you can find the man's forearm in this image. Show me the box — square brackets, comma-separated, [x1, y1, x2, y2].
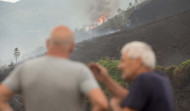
[0, 103, 13, 111]
[112, 105, 136, 111]
[92, 106, 100, 111]
[92, 105, 107, 111]
[102, 76, 128, 100]
[0, 85, 14, 111]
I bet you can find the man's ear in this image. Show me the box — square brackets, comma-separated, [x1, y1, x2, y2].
[136, 57, 143, 67]
[46, 39, 50, 49]
[69, 42, 75, 53]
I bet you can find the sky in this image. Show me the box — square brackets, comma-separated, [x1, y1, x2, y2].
[0, 0, 136, 65]
[0, 0, 20, 3]
[0, 0, 132, 8]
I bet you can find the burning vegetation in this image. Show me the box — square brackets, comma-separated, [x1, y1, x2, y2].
[87, 14, 107, 31]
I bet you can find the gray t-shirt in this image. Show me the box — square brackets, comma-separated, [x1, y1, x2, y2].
[2, 56, 99, 111]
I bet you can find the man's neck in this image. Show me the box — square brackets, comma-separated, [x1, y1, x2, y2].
[137, 67, 152, 75]
[47, 52, 70, 59]
[133, 67, 153, 80]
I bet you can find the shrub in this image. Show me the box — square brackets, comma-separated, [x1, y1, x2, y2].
[97, 57, 126, 87]
[97, 57, 190, 91]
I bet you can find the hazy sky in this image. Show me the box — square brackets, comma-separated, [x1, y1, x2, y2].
[0, 0, 135, 65]
[0, 0, 20, 3]
[0, 0, 132, 8]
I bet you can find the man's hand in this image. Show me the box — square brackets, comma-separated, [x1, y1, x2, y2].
[88, 63, 109, 83]
[88, 63, 128, 99]
[0, 84, 14, 111]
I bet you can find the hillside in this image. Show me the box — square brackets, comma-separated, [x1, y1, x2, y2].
[81, 0, 190, 39]
[71, 10, 190, 66]
[129, 0, 190, 27]
[1, 9, 190, 111]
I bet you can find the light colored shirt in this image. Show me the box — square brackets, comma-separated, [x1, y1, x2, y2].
[2, 56, 99, 111]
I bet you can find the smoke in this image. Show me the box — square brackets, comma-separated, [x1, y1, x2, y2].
[86, 0, 120, 22]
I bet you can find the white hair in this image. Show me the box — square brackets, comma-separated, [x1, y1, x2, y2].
[121, 41, 156, 69]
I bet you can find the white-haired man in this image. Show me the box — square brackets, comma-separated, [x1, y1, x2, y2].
[0, 26, 108, 111]
[89, 41, 174, 111]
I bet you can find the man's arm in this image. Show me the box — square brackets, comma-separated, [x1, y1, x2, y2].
[103, 76, 128, 100]
[88, 63, 128, 100]
[0, 84, 14, 111]
[78, 65, 108, 111]
[0, 65, 23, 111]
[110, 97, 137, 111]
[87, 88, 108, 111]
[112, 105, 136, 111]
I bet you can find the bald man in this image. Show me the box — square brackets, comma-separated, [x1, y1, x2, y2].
[0, 26, 108, 111]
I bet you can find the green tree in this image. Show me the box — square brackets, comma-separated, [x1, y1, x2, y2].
[118, 8, 122, 14]
[135, 0, 138, 5]
[13, 48, 20, 63]
[129, 2, 132, 8]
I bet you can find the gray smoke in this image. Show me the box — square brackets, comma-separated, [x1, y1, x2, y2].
[86, 0, 120, 22]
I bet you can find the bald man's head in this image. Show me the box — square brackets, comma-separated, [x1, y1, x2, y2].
[49, 25, 74, 45]
[46, 26, 75, 58]
[51, 26, 73, 40]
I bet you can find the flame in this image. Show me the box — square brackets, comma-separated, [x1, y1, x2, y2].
[99, 15, 107, 24]
[99, 17, 103, 24]
[85, 14, 107, 31]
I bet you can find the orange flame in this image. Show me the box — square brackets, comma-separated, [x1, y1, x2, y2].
[86, 14, 107, 31]
[99, 14, 107, 24]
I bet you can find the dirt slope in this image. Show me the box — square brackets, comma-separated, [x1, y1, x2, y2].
[71, 10, 190, 66]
